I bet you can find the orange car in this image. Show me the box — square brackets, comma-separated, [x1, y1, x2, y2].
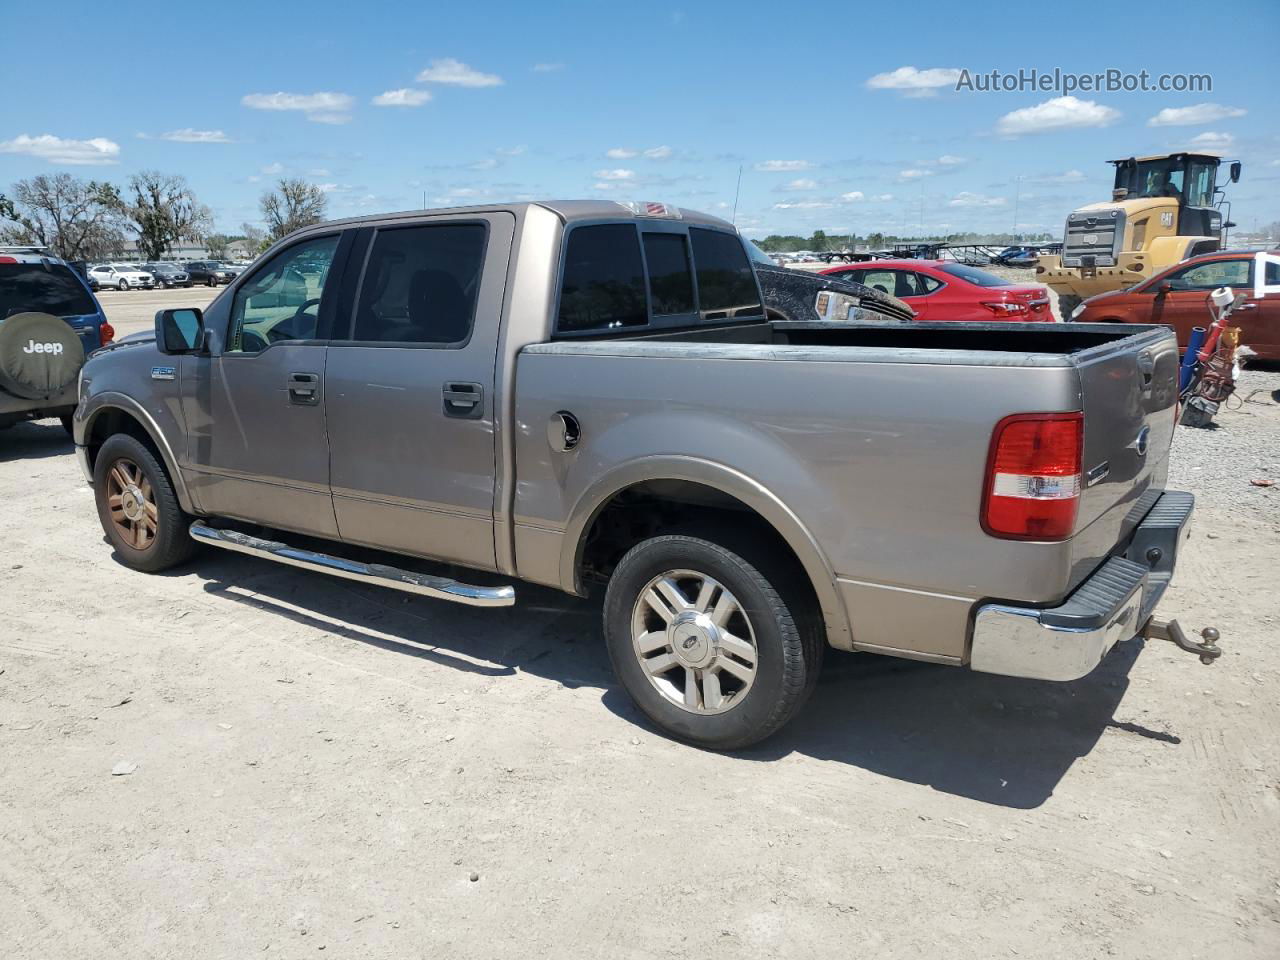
[1072, 250, 1280, 360]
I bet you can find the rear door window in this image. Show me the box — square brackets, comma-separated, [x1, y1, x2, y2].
[689, 227, 762, 319]
[641, 232, 695, 316]
[558, 224, 649, 333]
[0, 262, 96, 319]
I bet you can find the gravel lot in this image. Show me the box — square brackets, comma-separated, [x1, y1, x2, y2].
[1, 290, 1277, 957]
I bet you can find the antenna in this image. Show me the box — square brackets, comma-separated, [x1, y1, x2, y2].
[1012, 175, 1021, 239]
[731, 165, 743, 224]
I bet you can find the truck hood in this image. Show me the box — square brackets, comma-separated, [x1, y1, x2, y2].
[1074, 197, 1178, 220]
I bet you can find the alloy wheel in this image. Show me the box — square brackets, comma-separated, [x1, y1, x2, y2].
[105, 457, 158, 550]
[630, 569, 758, 715]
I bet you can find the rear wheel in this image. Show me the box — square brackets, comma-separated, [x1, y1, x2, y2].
[93, 434, 197, 572]
[1056, 294, 1081, 321]
[603, 534, 821, 750]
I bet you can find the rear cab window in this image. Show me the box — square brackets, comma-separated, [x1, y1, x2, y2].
[0, 261, 97, 319]
[555, 220, 762, 336]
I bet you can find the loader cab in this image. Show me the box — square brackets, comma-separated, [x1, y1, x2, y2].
[1110, 153, 1239, 241]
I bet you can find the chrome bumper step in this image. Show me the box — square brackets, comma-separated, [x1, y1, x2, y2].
[189, 522, 515, 608]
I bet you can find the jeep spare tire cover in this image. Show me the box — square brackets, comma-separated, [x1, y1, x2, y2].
[0, 312, 86, 400]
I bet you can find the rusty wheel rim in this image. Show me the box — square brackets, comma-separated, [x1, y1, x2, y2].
[105, 457, 158, 551]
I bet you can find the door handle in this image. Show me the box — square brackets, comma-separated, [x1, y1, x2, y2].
[288, 371, 320, 405]
[1136, 352, 1154, 390]
[443, 381, 483, 419]
[1236, 302, 1257, 311]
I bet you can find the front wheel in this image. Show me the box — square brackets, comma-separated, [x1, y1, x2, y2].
[603, 534, 821, 750]
[207, 276, 216, 287]
[1056, 294, 1081, 321]
[93, 433, 197, 572]
[118, 279, 129, 291]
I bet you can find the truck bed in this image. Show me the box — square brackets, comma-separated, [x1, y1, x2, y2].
[513, 320, 1179, 663]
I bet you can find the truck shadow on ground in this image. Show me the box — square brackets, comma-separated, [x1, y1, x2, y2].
[187, 543, 1173, 811]
[0, 419, 73, 462]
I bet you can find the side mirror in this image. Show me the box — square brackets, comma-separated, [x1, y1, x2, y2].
[1229, 161, 1241, 184]
[155, 307, 207, 354]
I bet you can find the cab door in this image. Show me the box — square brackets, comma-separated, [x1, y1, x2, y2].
[323, 213, 515, 571]
[183, 232, 347, 537]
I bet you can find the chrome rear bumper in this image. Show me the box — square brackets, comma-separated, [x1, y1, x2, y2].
[969, 491, 1194, 681]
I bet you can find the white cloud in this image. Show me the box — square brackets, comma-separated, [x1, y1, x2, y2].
[372, 88, 432, 107]
[1036, 169, 1086, 183]
[841, 191, 865, 202]
[782, 178, 818, 191]
[416, 58, 502, 87]
[996, 96, 1120, 136]
[948, 191, 1007, 208]
[1147, 103, 1246, 127]
[151, 128, 232, 143]
[1186, 131, 1235, 153]
[773, 201, 832, 210]
[866, 66, 961, 96]
[471, 157, 499, 170]
[242, 91, 355, 123]
[872, 193, 894, 201]
[606, 147, 638, 159]
[898, 169, 934, 181]
[0, 133, 120, 165]
[643, 145, 673, 160]
[594, 168, 635, 181]
[937, 154, 965, 165]
[755, 160, 812, 172]
[261, 162, 285, 175]
[532, 62, 564, 73]
[496, 145, 527, 156]
[315, 183, 339, 194]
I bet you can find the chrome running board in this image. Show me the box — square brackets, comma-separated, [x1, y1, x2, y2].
[189, 522, 515, 608]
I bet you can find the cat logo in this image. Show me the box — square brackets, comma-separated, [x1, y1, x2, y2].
[1160, 211, 1174, 228]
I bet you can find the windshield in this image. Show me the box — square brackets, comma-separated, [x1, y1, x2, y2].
[937, 263, 1010, 287]
[1112, 157, 1218, 202]
[0, 262, 97, 319]
[745, 240, 776, 267]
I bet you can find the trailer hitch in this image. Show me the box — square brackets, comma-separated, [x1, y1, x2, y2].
[1142, 618, 1222, 665]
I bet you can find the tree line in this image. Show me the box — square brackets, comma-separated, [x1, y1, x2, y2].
[757, 229, 1056, 253]
[0, 173, 330, 263]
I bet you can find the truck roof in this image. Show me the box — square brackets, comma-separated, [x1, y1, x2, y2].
[296, 200, 736, 234]
[1108, 153, 1223, 165]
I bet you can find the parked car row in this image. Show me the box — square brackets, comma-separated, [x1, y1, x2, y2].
[85, 259, 252, 291]
[820, 260, 1054, 322]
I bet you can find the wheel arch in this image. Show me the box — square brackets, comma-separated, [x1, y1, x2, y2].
[79, 394, 195, 513]
[562, 456, 852, 650]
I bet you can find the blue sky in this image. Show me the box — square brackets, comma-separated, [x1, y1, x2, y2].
[3, 0, 1277, 240]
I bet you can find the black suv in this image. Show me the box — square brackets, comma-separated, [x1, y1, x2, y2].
[142, 262, 192, 288]
[184, 261, 235, 287]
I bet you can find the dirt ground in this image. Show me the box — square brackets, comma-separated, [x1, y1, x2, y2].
[1, 301, 1278, 958]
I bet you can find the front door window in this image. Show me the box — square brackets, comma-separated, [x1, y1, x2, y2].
[226, 235, 339, 353]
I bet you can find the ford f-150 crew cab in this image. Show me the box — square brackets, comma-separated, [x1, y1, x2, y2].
[71, 200, 1219, 749]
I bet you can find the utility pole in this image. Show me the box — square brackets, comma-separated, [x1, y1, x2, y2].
[1012, 176, 1021, 240]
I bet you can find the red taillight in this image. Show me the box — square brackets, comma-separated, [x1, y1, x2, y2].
[982, 412, 1083, 540]
[99, 322, 115, 346]
[0, 256, 17, 264]
[982, 301, 1027, 316]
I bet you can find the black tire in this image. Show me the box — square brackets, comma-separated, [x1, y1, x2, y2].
[603, 533, 822, 750]
[1056, 294, 1082, 321]
[207, 276, 216, 287]
[93, 433, 197, 572]
[59, 414, 74, 437]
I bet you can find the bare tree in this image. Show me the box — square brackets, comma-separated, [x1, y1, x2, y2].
[239, 221, 268, 255]
[260, 178, 327, 241]
[0, 174, 126, 261]
[120, 171, 212, 261]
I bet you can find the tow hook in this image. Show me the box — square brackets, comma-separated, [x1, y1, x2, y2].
[1142, 618, 1222, 665]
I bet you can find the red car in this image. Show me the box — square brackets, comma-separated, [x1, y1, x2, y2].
[819, 260, 1053, 322]
[1073, 250, 1280, 361]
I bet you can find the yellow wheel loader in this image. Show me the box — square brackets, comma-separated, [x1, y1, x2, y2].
[1037, 153, 1242, 319]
